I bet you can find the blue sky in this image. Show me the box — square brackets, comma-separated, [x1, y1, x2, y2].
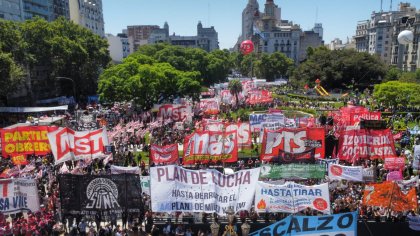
[103, 0, 414, 49]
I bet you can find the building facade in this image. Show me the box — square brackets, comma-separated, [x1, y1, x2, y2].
[69, 0, 105, 37]
[238, 0, 323, 63]
[0, 0, 23, 21]
[354, 3, 420, 70]
[148, 21, 219, 52]
[106, 33, 130, 63]
[127, 25, 160, 52]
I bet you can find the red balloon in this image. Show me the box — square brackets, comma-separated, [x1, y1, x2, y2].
[240, 40, 254, 55]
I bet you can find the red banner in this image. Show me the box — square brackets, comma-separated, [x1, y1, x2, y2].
[260, 127, 325, 162]
[11, 154, 28, 165]
[384, 157, 405, 170]
[337, 128, 396, 162]
[204, 122, 251, 148]
[349, 111, 381, 125]
[1, 126, 58, 157]
[247, 90, 273, 105]
[157, 104, 192, 122]
[150, 144, 179, 165]
[363, 181, 418, 212]
[183, 130, 238, 164]
[199, 99, 220, 115]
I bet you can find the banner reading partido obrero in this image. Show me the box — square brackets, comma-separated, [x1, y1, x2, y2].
[183, 130, 238, 164]
[249, 211, 358, 236]
[254, 181, 330, 214]
[1, 126, 57, 157]
[150, 165, 260, 215]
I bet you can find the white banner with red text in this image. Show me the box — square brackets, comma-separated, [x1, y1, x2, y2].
[254, 181, 330, 214]
[157, 104, 192, 122]
[328, 164, 363, 182]
[47, 127, 109, 165]
[204, 122, 251, 148]
[0, 178, 39, 214]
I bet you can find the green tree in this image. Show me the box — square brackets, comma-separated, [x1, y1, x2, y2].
[291, 48, 387, 90]
[98, 53, 201, 109]
[255, 52, 294, 81]
[384, 66, 401, 82]
[373, 81, 420, 107]
[228, 79, 243, 105]
[0, 52, 25, 103]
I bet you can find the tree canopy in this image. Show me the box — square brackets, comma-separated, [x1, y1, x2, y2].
[98, 52, 201, 109]
[373, 81, 420, 107]
[0, 17, 111, 103]
[291, 47, 388, 90]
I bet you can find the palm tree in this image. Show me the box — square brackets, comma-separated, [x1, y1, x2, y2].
[228, 79, 243, 105]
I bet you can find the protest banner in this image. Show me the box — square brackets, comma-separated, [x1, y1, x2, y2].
[140, 176, 150, 195]
[260, 164, 325, 179]
[219, 90, 244, 104]
[328, 164, 363, 182]
[48, 127, 109, 165]
[1, 126, 57, 157]
[204, 122, 252, 148]
[337, 128, 396, 162]
[11, 155, 28, 165]
[249, 211, 358, 236]
[247, 90, 273, 105]
[110, 165, 140, 175]
[258, 121, 285, 143]
[349, 111, 381, 125]
[76, 113, 99, 131]
[0, 178, 39, 214]
[384, 157, 405, 170]
[249, 113, 285, 132]
[386, 170, 403, 181]
[183, 131, 238, 164]
[157, 104, 192, 122]
[58, 174, 142, 218]
[408, 215, 420, 231]
[260, 127, 325, 162]
[362, 167, 377, 182]
[150, 165, 260, 215]
[150, 144, 179, 165]
[363, 181, 418, 212]
[199, 99, 220, 115]
[255, 181, 330, 214]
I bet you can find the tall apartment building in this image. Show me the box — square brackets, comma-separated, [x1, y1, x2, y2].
[238, 0, 323, 63]
[354, 3, 419, 70]
[69, 0, 104, 37]
[52, 0, 69, 20]
[0, 0, 23, 21]
[148, 21, 219, 52]
[127, 25, 160, 52]
[0, 0, 53, 21]
[106, 33, 130, 63]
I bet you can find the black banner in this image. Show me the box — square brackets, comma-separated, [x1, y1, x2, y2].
[59, 174, 142, 218]
[272, 148, 316, 164]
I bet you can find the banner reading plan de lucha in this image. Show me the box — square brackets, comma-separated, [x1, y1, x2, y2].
[150, 165, 260, 215]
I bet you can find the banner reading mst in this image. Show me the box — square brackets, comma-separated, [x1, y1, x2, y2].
[150, 165, 260, 215]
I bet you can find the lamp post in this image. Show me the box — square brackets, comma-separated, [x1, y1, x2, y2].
[56, 77, 76, 102]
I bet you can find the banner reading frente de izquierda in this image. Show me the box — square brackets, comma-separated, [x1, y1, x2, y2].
[249, 211, 358, 236]
[150, 165, 260, 216]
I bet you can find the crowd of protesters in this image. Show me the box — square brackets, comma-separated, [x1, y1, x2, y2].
[0, 87, 418, 236]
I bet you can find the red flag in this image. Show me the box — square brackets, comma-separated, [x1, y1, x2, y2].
[150, 144, 179, 165]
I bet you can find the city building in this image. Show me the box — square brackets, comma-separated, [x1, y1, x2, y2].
[22, 0, 53, 21]
[69, 0, 105, 37]
[106, 33, 130, 63]
[0, 0, 23, 21]
[328, 38, 356, 51]
[148, 21, 219, 52]
[52, 0, 70, 20]
[238, 0, 323, 63]
[354, 2, 419, 70]
[127, 25, 160, 52]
